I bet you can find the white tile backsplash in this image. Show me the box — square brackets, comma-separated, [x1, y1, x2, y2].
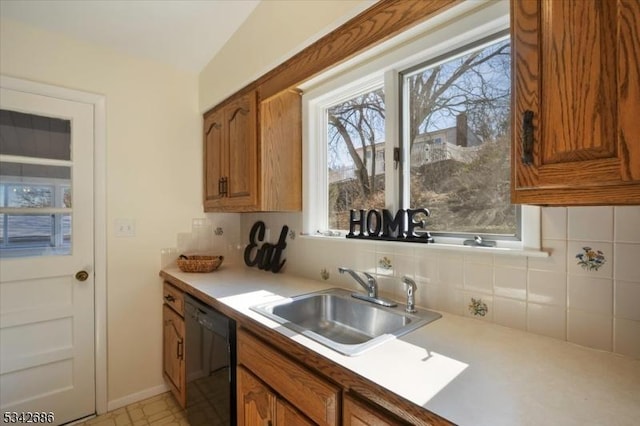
[614, 281, 640, 321]
[614, 206, 640, 243]
[463, 262, 494, 294]
[238, 205, 640, 358]
[438, 253, 464, 288]
[393, 254, 415, 279]
[527, 303, 566, 340]
[494, 266, 527, 300]
[567, 275, 613, 315]
[527, 270, 567, 306]
[614, 243, 640, 283]
[414, 255, 437, 284]
[567, 310, 613, 352]
[568, 207, 614, 241]
[541, 207, 567, 240]
[494, 254, 527, 268]
[614, 318, 640, 358]
[493, 297, 527, 330]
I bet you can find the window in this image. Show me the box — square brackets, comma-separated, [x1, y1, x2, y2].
[326, 86, 385, 230]
[303, 0, 539, 250]
[0, 177, 72, 256]
[0, 109, 73, 257]
[402, 38, 514, 236]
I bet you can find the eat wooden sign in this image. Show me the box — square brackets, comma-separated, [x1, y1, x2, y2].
[244, 221, 288, 273]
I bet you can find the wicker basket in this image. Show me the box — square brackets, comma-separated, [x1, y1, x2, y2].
[177, 255, 223, 273]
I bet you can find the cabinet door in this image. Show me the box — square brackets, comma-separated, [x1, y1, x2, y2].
[203, 108, 225, 207]
[260, 89, 302, 211]
[238, 367, 276, 426]
[238, 329, 340, 425]
[512, 0, 640, 205]
[163, 305, 185, 408]
[343, 395, 405, 426]
[277, 399, 315, 426]
[225, 91, 258, 208]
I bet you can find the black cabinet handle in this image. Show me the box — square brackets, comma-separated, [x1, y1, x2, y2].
[522, 110, 534, 165]
[164, 294, 175, 303]
[217, 177, 229, 197]
[177, 338, 184, 360]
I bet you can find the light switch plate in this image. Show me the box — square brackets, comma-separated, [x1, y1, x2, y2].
[115, 218, 135, 237]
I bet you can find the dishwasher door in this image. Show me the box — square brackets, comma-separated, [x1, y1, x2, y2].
[184, 294, 236, 426]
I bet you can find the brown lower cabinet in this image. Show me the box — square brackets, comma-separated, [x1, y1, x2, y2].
[343, 394, 409, 426]
[237, 328, 339, 425]
[236, 327, 428, 426]
[162, 303, 185, 408]
[238, 367, 314, 426]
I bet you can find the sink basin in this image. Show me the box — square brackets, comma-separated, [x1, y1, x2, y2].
[250, 288, 441, 356]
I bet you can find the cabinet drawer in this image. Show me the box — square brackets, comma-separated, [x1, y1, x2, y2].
[163, 282, 184, 316]
[238, 328, 339, 426]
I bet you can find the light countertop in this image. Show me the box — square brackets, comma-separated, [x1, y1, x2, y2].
[161, 266, 640, 426]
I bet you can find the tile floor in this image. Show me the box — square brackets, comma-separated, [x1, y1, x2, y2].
[74, 392, 188, 426]
[74, 369, 230, 426]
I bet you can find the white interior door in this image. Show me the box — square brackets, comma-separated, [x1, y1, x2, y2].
[0, 87, 95, 424]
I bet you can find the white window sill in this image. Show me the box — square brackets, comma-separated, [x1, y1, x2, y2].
[299, 234, 550, 258]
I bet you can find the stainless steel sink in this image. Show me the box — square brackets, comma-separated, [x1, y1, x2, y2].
[250, 288, 441, 356]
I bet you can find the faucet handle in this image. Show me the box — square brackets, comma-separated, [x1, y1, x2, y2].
[401, 276, 417, 313]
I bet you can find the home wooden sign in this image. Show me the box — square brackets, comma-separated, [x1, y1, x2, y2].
[346, 208, 433, 243]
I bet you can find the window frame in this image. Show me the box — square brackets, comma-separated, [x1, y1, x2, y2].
[302, 0, 542, 253]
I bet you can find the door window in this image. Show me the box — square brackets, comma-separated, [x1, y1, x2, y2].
[0, 110, 72, 257]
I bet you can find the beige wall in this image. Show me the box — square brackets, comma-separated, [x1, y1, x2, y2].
[198, 0, 375, 111]
[1, 19, 202, 403]
[1, 0, 375, 408]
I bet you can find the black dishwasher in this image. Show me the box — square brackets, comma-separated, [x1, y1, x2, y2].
[184, 294, 236, 425]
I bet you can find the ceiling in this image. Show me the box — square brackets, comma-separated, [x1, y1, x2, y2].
[0, 0, 261, 73]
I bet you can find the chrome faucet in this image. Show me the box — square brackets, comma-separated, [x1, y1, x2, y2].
[338, 267, 377, 297]
[401, 276, 417, 313]
[338, 267, 397, 307]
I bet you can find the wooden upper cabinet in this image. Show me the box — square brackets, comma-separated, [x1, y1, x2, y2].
[203, 91, 258, 211]
[226, 93, 258, 204]
[203, 108, 225, 205]
[203, 89, 301, 212]
[511, 0, 640, 205]
[260, 89, 302, 211]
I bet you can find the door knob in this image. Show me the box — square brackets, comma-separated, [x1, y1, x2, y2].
[75, 270, 89, 282]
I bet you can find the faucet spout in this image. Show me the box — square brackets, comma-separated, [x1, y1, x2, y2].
[401, 276, 417, 313]
[338, 267, 377, 298]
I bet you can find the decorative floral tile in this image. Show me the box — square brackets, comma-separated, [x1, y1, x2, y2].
[320, 268, 330, 281]
[575, 246, 606, 271]
[378, 256, 392, 270]
[214, 227, 224, 236]
[468, 297, 488, 317]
